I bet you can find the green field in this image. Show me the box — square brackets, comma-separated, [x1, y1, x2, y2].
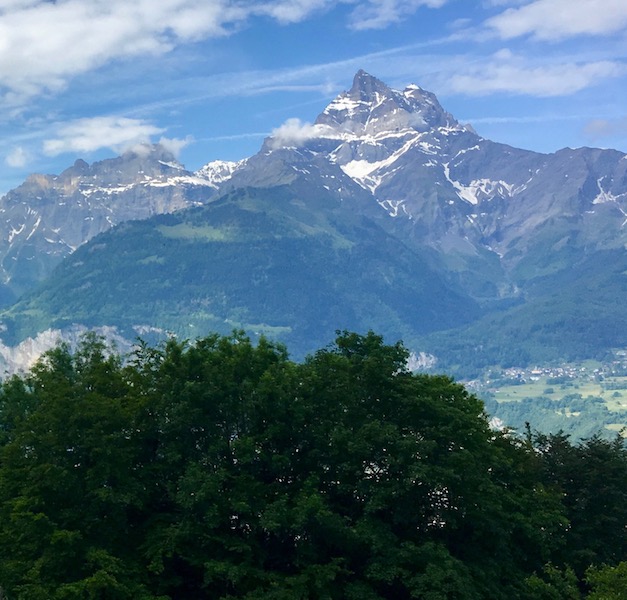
[472, 367, 627, 438]
[492, 377, 627, 411]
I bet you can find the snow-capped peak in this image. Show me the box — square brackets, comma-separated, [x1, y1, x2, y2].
[195, 159, 248, 186]
[314, 70, 456, 138]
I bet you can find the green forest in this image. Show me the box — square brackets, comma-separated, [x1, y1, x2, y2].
[0, 331, 625, 599]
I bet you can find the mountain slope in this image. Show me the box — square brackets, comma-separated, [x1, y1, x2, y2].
[1, 184, 479, 357]
[219, 71, 627, 303]
[417, 247, 627, 376]
[0, 144, 217, 303]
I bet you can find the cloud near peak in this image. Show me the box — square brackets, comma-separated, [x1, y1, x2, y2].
[42, 116, 165, 156]
[5, 146, 30, 168]
[268, 118, 335, 149]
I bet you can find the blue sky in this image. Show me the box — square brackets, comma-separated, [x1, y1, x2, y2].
[1, 0, 626, 194]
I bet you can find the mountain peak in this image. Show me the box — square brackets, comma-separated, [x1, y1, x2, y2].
[315, 70, 456, 136]
[349, 69, 392, 99]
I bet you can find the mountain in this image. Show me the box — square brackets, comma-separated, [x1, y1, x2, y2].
[0, 70, 626, 375]
[0, 144, 218, 304]
[226, 71, 627, 301]
[0, 184, 479, 357]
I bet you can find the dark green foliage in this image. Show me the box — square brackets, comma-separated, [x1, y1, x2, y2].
[525, 564, 582, 599]
[533, 432, 627, 578]
[0, 331, 624, 598]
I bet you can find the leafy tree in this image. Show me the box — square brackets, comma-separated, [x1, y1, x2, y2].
[3, 330, 619, 599]
[0, 335, 156, 599]
[533, 432, 627, 577]
[525, 564, 581, 600]
[587, 562, 627, 599]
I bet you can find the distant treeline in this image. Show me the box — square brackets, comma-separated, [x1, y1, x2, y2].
[0, 331, 625, 599]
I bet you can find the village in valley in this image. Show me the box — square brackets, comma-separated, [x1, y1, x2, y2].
[462, 350, 627, 438]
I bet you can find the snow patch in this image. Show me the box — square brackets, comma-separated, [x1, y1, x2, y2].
[8, 222, 25, 243]
[340, 135, 429, 192]
[26, 215, 42, 240]
[145, 175, 214, 188]
[377, 198, 408, 218]
[593, 177, 627, 205]
[323, 95, 367, 118]
[341, 159, 386, 193]
[158, 160, 184, 171]
[443, 163, 517, 205]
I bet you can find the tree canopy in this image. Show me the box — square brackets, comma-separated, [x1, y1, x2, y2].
[0, 331, 624, 599]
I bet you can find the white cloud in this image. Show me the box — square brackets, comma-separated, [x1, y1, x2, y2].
[0, 0, 336, 106]
[158, 136, 193, 158]
[443, 51, 626, 96]
[0, 0, 455, 107]
[42, 116, 164, 156]
[253, 0, 339, 24]
[269, 117, 335, 148]
[465, 114, 584, 125]
[349, 0, 449, 30]
[483, 0, 527, 6]
[5, 146, 29, 168]
[487, 0, 627, 41]
[26, 2, 239, 84]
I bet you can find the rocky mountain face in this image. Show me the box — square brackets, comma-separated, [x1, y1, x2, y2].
[0, 71, 626, 374]
[221, 70, 627, 301]
[0, 144, 219, 302]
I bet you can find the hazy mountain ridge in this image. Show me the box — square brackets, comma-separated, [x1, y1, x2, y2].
[0, 184, 480, 358]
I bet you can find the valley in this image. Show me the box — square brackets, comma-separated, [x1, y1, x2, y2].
[466, 352, 627, 438]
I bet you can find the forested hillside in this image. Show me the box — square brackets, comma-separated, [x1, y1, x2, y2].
[0, 331, 625, 599]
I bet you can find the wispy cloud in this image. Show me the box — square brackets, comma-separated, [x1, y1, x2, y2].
[5, 146, 30, 168]
[583, 116, 627, 141]
[157, 136, 193, 158]
[440, 50, 626, 97]
[0, 0, 321, 106]
[42, 116, 164, 156]
[252, 0, 340, 24]
[486, 0, 627, 41]
[0, 0, 454, 108]
[199, 132, 270, 142]
[348, 0, 450, 30]
[464, 114, 588, 125]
